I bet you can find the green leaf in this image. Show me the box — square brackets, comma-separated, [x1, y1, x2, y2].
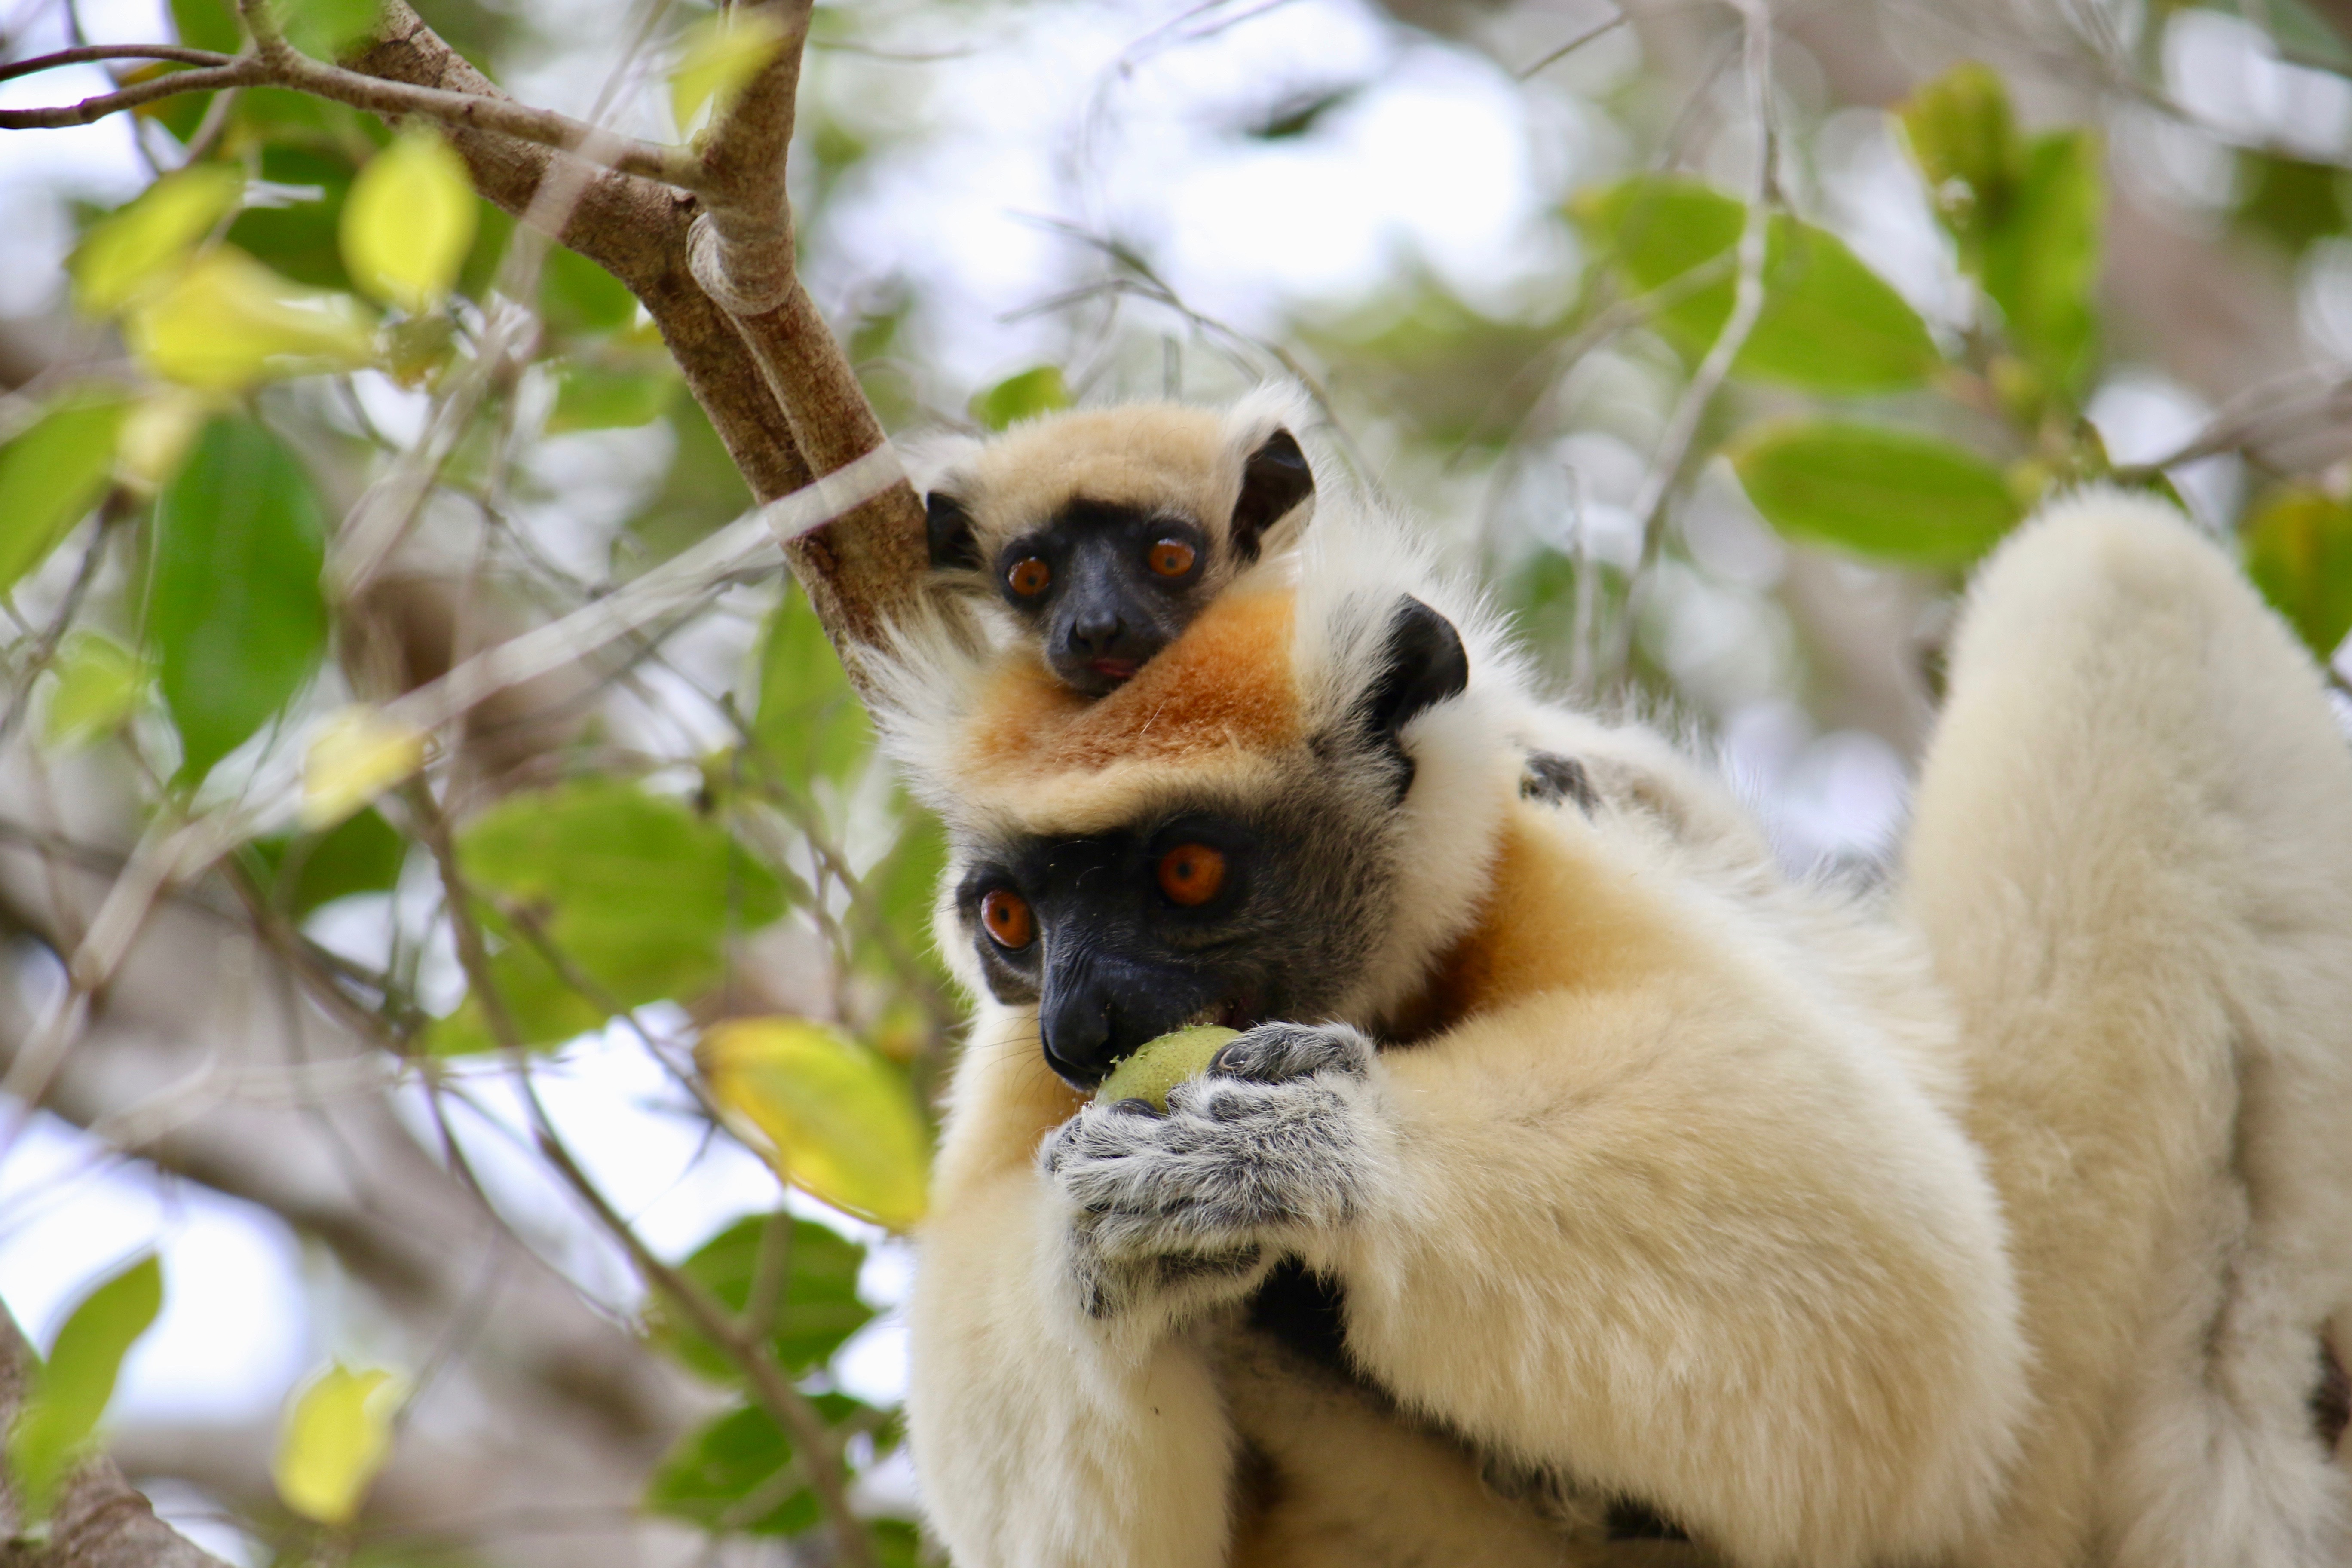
[540, 247, 638, 336]
[43, 631, 148, 750]
[1895, 61, 2023, 254]
[225, 147, 360, 292]
[2244, 487, 2352, 660]
[1980, 130, 2103, 398]
[70, 166, 245, 317]
[651, 1213, 872, 1381]
[970, 365, 1071, 431]
[752, 582, 869, 792]
[2235, 153, 2351, 253]
[700, 1017, 931, 1230]
[1573, 178, 1942, 393]
[548, 364, 678, 432]
[0, 391, 130, 598]
[648, 1403, 811, 1535]
[170, 0, 239, 52]
[644, 1395, 881, 1537]
[250, 808, 407, 916]
[6, 1254, 163, 1523]
[271, 1364, 401, 1525]
[1728, 420, 2021, 568]
[429, 780, 786, 1053]
[341, 133, 477, 313]
[149, 415, 329, 780]
[276, 0, 381, 61]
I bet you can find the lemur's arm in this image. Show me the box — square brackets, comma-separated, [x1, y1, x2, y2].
[1044, 965, 2029, 1568]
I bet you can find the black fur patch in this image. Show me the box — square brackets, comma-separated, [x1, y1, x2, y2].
[1231, 429, 1313, 560]
[1246, 1259, 1353, 1378]
[1520, 751, 1598, 814]
[925, 491, 981, 571]
[2314, 1337, 2349, 1451]
[1605, 1498, 1691, 1541]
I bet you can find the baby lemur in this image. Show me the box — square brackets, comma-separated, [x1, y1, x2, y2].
[920, 387, 1316, 695]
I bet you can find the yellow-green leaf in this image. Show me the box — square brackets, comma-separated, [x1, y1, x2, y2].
[2245, 487, 2352, 660]
[116, 389, 212, 494]
[44, 631, 148, 750]
[6, 1254, 163, 1524]
[69, 166, 244, 317]
[1729, 420, 2021, 568]
[1895, 61, 2023, 252]
[126, 247, 377, 389]
[0, 390, 130, 597]
[301, 706, 427, 829]
[340, 134, 478, 313]
[700, 1017, 930, 1231]
[670, 11, 790, 130]
[970, 366, 1071, 431]
[271, 1364, 402, 1526]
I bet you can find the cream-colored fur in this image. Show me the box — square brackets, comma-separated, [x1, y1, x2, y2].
[1906, 491, 2352, 1566]
[897, 486, 2352, 1565]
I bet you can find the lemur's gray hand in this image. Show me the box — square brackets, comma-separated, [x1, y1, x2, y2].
[1041, 1023, 1375, 1318]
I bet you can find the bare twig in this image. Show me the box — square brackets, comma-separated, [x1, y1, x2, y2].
[1517, 10, 1628, 79]
[0, 43, 234, 79]
[1602, 0, 1777, 685]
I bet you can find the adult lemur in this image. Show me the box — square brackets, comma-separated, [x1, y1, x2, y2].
[874, 467, 2352, 1565]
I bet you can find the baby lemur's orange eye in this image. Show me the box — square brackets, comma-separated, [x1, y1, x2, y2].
[980, 888, 1034, 949]
[1148, 539, 1197, 578]
[1007, 557, 1052, 597]
[1156, 844, 1226, 906]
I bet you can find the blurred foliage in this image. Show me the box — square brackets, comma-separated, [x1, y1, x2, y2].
[6, 1255, 162, 1523]
[18, 7, 2352, 1564]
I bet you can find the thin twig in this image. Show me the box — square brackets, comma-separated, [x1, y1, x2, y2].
[1517, 10, 1628, 79]
[1602, 0, 1777, 685]
[0, 42, 235, 80]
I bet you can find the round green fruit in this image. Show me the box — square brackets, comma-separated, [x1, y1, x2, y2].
[1093, 1025, 1241, 1110]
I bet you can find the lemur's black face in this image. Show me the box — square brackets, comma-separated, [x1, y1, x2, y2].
[951, 594, 1473, 1090]
[956, 796, 1384, 1088]
[924, 427, 1316, 697]
[995, 502, 1214, 696]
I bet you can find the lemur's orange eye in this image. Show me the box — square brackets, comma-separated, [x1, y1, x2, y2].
[981, 888, 1035, 949]
[1156, 844, 1226, 906]
[1007, 557, 1052, 597]
[1148, 539, 1197, 577]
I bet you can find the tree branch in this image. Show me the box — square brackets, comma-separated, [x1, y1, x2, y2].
[682, 0, 930, 653]
[0, 60, 267, 128]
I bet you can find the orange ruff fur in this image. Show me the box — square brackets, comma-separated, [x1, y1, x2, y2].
[956, 589, 1299, 795]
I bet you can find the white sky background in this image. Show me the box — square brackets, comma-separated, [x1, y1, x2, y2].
[0, 0, 2334, 1482]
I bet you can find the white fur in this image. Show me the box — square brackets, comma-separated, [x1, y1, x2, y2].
[897, 478, 2352, 1564]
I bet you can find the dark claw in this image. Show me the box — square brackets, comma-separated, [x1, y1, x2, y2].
[1110, 1096, 1162, 1118]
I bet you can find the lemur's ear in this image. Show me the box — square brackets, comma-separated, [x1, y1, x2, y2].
[1363, 596, 1468, 749]
[926, 492, 982, 571]
[1230, 429, 1313, 562]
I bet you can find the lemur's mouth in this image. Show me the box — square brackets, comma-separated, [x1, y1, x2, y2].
[1088, 658, 1139, 682]
[1186, 998, 1258, 1032]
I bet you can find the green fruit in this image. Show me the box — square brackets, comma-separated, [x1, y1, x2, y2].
[1094, 1025, 1240, 1110]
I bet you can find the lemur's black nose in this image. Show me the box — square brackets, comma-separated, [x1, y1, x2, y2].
[1070, 609, 1124, 657]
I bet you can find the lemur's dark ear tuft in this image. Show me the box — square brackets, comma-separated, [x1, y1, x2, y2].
[1230, 429, 1313, 562]
[1363, 597, 1468, 748]
[926, 492, 982, 572]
